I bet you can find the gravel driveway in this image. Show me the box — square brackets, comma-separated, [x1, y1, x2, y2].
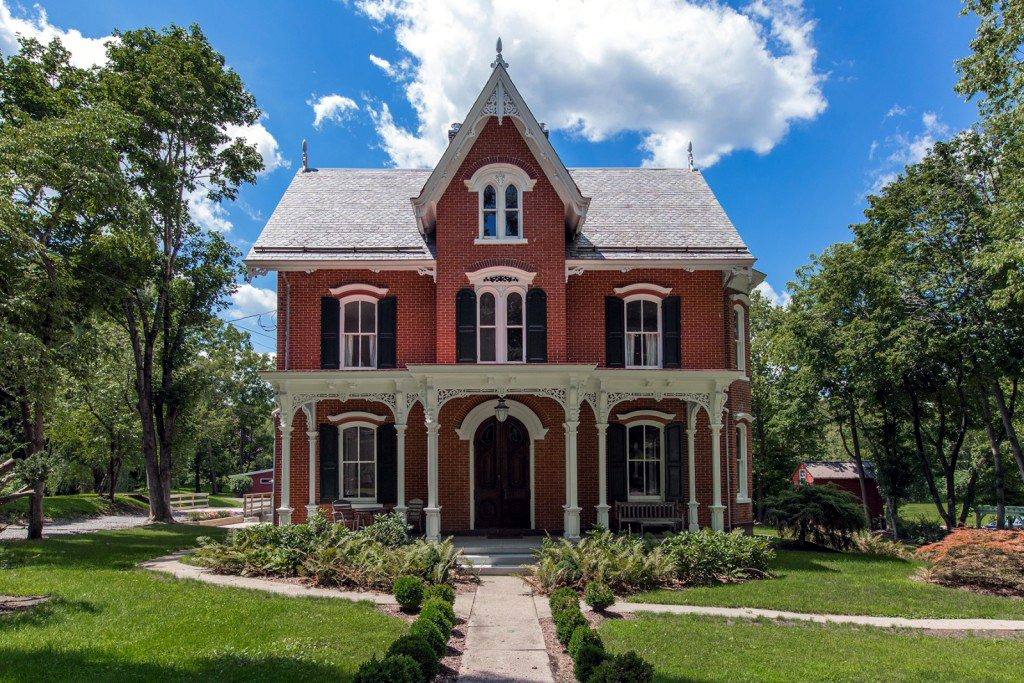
[0, 515, 151, 541]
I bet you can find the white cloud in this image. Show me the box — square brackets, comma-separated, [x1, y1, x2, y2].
[187, 187, 233, 233]
[230, 283, 277, 318]
[369, 53, 395, 76]
[354, 0, 827, 168]
[883, 104, 907, 121]
[755, 281, 792, 308]
[0, 1, 111, 68]
[308, 93, 359, 128]
[225, 120, 289, 174]
[866, 111, 949, 195]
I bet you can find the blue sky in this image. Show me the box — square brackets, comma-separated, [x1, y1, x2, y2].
[0, 1, 981, 354]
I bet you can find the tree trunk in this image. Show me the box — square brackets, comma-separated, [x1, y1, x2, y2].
[847, 405, 872, 526]
[990, 378, 1024, 486]
[980, 395, 1006, 528]
[905, 379, 955, 529]
[885, 495, 899, 539]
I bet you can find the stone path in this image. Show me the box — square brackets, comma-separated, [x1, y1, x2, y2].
[532, 595, 1024, 631]
[458, 576, 553, 683]
[0, 515, 150, 541]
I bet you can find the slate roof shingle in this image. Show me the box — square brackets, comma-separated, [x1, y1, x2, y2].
[800, 461, 877, 480]
[246, 167, 751, 264]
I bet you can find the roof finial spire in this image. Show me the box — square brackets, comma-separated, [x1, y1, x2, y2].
[491, 36, 508, 69]
[302, 139, 308, 172]
[687, 141, 695, 171]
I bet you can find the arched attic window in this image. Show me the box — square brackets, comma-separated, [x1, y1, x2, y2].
[465, 164, 535, 244]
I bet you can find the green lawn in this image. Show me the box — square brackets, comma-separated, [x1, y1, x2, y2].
[600, 613, 1022, 683]
[0, 525, 405, 682]
[0, 494, 148, 522]
[630, 549, 1024, 619]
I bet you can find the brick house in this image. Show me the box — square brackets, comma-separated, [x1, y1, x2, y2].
[793, 461, 885, 522]
[245, 45, 763, 539]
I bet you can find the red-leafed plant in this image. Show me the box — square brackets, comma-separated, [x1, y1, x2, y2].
[917, 530, 1024, 597]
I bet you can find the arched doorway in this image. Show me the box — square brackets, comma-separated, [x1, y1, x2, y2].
[473, 415, 531, 530]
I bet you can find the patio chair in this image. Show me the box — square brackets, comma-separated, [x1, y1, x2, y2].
[406, 498, 424, 534]
[332, 499, 359, 530]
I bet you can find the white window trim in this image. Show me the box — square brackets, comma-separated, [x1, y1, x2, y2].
[465, 163, 536, 243]
[339, 422, 377, 503]
[798, 468, 807, 483]
[338, 294, 378, 370]
[625, 421, 666, 502]
[733, 303, 746, 372]
[476, 285, 527, 364]
[623, 294, 662, 369]
[736, 423, 750, 503]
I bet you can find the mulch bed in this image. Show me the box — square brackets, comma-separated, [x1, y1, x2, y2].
[0, 595, 49, 613]
[539, 607, 635, 682]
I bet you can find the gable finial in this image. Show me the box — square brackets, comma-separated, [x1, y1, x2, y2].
[491, 36, 509, 69]
[302, 139, 308, 172]
[687, 141, 695, 171]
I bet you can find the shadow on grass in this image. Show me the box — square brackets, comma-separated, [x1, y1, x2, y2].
[0, 524, 227, 570]
[0, 596, 101, 629]
[770, 549, 913, 575]
[0, 647, 356, 683]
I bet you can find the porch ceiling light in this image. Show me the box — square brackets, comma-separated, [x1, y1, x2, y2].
[494, 397, 510, 423]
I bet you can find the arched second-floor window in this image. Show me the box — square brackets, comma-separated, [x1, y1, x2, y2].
[625, 295, 661, 368]
[478, 287, 525, 363]
[341, 296, 377, 368]
[733, 303, 746, 372]
[465, 164, 535, 244]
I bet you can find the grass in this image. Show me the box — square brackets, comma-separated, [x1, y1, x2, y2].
[599, 612, 1022, 683]
[0, 494, 148, 522]
[629, 549, 1024, 619]
[0, 525, 405, 682]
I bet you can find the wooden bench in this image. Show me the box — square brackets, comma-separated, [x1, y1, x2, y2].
[170, 492, 209, 511]
[974, 505, 1024, 529]
[615, 501, 685, 533]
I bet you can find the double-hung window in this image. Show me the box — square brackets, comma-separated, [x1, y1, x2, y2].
[341, 425, 375, 500]
[625, 296, 660, 367]
[627, 424, 663, 500]
[341, 297, 376, 368]
[478, 288, 525, 363]
[733, 304, 746, 371]
[466, 163, 535, 244]
[737, 423, 749, 501]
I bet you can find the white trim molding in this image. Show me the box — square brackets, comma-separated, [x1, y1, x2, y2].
[615, 409, 676, 424]
[329, 283, 389, 299]
[326, 411, 389, 424]
[614, 282, 673, 298]
[465, 265, 537, 288]
[734, 412, 755, 424]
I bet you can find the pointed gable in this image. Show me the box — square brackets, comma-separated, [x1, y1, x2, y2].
[412, 44, 590, 237]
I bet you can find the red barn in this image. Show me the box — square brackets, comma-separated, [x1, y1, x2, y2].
[233, 468, 274, 495]
[246, 44, 762, 538]
[793, 461, 884, 521]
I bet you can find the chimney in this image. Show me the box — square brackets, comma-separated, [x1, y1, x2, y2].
[540, 123, 549, 139]
[448, 122, 462, 143]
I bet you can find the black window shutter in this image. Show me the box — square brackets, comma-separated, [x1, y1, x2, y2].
[319, 424, 339, 502]
[604, 296, 625, 368]
[526, 288, 547, 363]
[665, 422, 684, 501]
[376, 424, 397, 505]
[662, 295, 681, 369]
[320, 297, 340, 369]
[377, 296, 397, 369]
[456, 288, 477, 363]
[607, 423, 628, 504]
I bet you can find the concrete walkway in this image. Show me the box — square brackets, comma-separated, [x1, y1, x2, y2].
[531, 595, 1024, 631]
[459, 576, 553, 683]
[140, 551, 476, 618]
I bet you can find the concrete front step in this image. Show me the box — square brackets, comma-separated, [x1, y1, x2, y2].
[455, 536, 542, 575]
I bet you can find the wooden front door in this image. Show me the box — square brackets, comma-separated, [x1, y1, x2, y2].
[474, 415, 531, 529]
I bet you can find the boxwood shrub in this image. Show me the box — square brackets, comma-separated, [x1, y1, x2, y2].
[387, 634, 438, 683]
[584, 580, 615, 611]
[548, 586, 579, 618]
[573, 643, 607, 682]
[393, 576, 425, 611]
[353, 654, 420, 683]
[588, 650, 654, 683]
[567, 625, 602, 660]
[420, 603, 454, 637]
[554, 606, 588, 645]
[423, 582, 456, 605]
[410, 618, 447, 658]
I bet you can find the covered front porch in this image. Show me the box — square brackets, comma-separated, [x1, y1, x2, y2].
[265, 365, 748, 541]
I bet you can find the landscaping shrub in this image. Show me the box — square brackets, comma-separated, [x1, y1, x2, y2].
[393, 576, 425, 610]
[853, 532, 912, 559]
[423, 582, 456, 605]
[573, 643, 607, 682]
[661, 529, 774, 583]
[554, 606, 588, 645]
[362, 510, 411, 548]
[583, 580, 615, 611]
[533, 530, 672, 592]
[423, 597, 455, 627]
[228, 477, 252, 497]
[420, 601, 455, 636]
[567, 625, 603, 660]
[410, 618, 447, 657]
[917, 530, 1024, 597]
[897, 515, 948, 545]
[192, 510, 466, 590]
[588, 650, 654, 683]
[764, 483, 867, 549]
[548, 586, 580, 618]
[354, 654, 420, 683]
[387, 634, 439, 683]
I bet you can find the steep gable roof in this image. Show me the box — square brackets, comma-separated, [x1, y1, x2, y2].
[800, 461, 876, 480]
[411, 45, 590, 236]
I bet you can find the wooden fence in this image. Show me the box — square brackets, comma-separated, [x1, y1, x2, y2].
[170, 492, 209, 511]
[243, 492, 273, 519]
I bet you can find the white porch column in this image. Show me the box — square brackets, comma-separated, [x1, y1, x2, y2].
[395, 423, 408, 515]
[277, 423, 293, 526]
[305, 428, 319, 520]
[595, 422, 610, 528]
[563, 420, 581, 539]
[687, 426, 699, 531]
[425, 421, 441, 541]
[710, 421, 724, 531]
